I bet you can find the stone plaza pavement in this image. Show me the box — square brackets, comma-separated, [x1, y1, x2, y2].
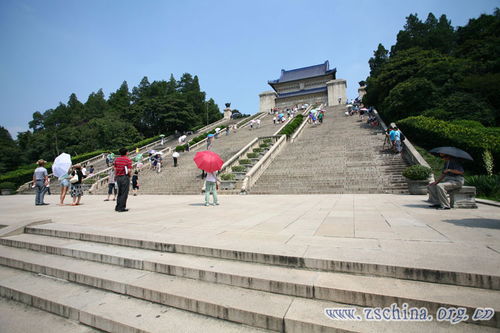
[1, 193, 500, 332]
[1, 193, 499, 276]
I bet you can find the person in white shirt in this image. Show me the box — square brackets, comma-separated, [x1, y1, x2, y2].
[204, 171, 220, 206]
[172, 151, 180, 167]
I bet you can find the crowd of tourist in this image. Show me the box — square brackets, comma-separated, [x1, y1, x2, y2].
[270, 104, 305, 125]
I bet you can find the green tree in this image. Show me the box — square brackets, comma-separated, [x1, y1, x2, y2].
[0, 127, 22, 173]
[381, 77, 436, 121]
[368, 44, 389, 77]
[206, 98, 222, 124]
[5, 72, 222, 174]
[131, 76, 151, 102]
[85, 89, 109, 120]
[166, 74, 177, 95]
[391, 13, 427, 55]
[108, 81, 131, 119]
[455, 9, 500, 73]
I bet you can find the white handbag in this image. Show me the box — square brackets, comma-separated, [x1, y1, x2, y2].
[70, 173, 79, 184]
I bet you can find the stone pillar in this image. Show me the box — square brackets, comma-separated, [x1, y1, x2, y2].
[326, 79, 347, 106]
[223, 103, 232, 119]
[259, 91, 277, 113]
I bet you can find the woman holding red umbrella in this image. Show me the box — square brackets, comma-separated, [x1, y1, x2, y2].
[193, 150, 223, 206]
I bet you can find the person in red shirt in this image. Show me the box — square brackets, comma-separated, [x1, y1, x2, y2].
[114, 148, 133, 212]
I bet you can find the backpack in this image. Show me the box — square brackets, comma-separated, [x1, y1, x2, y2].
[399, 131, 406, 141]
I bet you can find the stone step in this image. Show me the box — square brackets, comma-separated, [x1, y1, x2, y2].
[3, 233, 499, 325]
[0, 246, 293, 331]
[249, 186, 409, 193]
[250, 190, 409, 195]
[0, 241, 500, 332]
[0, 266, 269, 333]
[0, 297, 99, 333]
[254, 176, 408, 182]
[251, 106, 410, 194]
[23, 224, 500, 290]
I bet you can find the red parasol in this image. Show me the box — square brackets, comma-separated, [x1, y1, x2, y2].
[193, 151, 223, 172]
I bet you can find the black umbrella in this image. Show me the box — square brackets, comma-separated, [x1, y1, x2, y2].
[429, 147, 473, 161]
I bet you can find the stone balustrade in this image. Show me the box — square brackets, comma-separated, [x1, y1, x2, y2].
[241, 135, 287, 194]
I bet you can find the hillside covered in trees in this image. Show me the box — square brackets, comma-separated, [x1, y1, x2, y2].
[364, 9, 500, 175]
[0, 74, 222, 173]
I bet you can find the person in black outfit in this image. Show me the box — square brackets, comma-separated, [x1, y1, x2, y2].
[132, 170, 139, 196]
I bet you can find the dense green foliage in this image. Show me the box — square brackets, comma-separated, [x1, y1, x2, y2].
[231, 166, 246, 172]
[365, 10, 500, 127]
[0, 182, 16, 190]
[398, 116, 500, 173]
[1, 73, 222, 174]
[414, 145, 444, 178]
[402, 165, 432, 180]
[465, 175, 500, 201]
[247, 153, 258, 159]
[365, 9, 500, 181]
[220, 173, 236, 181]
[278, 115, 305, 138]
[0, 127, 22, 174]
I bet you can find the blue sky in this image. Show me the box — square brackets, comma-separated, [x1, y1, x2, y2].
[0, 0, 497, 137]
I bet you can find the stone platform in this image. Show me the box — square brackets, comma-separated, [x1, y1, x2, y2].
[0, 194, 499, 332]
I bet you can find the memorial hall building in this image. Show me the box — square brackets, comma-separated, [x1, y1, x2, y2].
[259, 61, 346, 112]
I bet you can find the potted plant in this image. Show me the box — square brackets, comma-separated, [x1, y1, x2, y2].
[246, 152, 258, 159]
[246, 152, 259, 163]
[0, 182, 16, 195]
[231, 165, 247, 180]
[403, 165, 432, 195]
[220, 173, 237, 190]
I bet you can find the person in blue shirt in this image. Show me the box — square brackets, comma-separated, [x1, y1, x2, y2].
[389, 127, 402, 154]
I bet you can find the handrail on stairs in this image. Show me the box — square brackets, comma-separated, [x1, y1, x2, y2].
[240, 134, 287, 194]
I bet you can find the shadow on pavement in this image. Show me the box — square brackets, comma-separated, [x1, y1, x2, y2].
[442, 218, 500, 229]
[403, 204, 434, 209]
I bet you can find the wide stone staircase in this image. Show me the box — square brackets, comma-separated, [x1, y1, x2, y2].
[251, 105, 408, 194]
[118, 114, 282, 195]
[0, 222, 498, 332]
[18, 117, 235, 196]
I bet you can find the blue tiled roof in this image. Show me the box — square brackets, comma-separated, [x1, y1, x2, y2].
[269, 61, 336, 85]
[277, 87, 327, 98]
